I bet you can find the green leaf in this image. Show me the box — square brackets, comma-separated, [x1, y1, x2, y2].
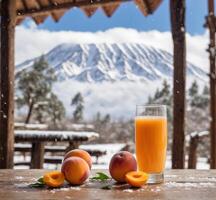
[29, 182, 45, 188]
[29, 177, 45, 188]
[90, 172, 111, 181]
[37, 177, 44, 184]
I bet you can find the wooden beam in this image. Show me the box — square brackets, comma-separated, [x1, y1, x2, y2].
[208, 0, 216, 169]
[0, 0, 16, 169]
[16, 0, 132, 18]
[170, 0, 186, 169]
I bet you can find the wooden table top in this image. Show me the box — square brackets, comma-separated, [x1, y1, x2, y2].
[0, 170, 216, 200]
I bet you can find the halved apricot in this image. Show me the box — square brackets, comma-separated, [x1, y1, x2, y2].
[43, 171, 65, 188]
[125, 171, 148, 187]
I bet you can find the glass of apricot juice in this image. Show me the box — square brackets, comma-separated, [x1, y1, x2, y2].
[135, 105, 167, 184]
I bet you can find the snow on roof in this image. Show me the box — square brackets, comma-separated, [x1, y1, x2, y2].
[15, 130, 99, 142]
[15, 123, 48, 130]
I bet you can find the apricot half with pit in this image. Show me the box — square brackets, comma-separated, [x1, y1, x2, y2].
[125, 171, 148, 187]
[109, 151, 137, 183]
[43, 171, 65, 188]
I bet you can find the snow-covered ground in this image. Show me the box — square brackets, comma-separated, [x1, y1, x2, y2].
[14, 143, 209, 170]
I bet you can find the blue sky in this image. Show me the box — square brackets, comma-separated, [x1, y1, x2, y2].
[25, 0, 208, 35]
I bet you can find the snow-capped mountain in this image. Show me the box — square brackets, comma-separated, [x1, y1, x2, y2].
[16, 43, 207, 82]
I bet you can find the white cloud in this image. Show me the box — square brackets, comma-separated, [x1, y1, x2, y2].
[15, 25, 209, 72]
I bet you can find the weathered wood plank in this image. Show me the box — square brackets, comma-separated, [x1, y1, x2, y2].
[0, 170, 216, 200]
[207, 0, 216, 169]
[0, 0, 16, 169]
[170, 0, 186, 169]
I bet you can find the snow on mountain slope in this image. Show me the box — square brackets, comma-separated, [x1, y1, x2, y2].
[16, 43, 207, 83]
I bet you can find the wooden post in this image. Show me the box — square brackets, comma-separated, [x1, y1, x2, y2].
[170, 0, 186, 169]
[30, 142, 45, 169]
[188, 136, 199, 169]
[207, 0, 216, 169]
[0, 0, 16, 169]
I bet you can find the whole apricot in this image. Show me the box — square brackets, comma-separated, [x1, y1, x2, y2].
[64, 149, 92, 169]
[109, 151, 137, 183]
[43, 171, 65, 188]
[126, 171, 148, 187]
[61, 157, 90, 185]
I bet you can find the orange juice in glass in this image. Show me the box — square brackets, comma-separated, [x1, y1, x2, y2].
[135, 105, 167, 184]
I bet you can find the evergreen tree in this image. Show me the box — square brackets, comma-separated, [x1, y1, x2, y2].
[71, 92, 84, 122]
[189, 80, 198, 97]
[203, 85, 209, 95]
[188, 81, 209, 109]
[154, 88, 161, 99]
[188, 81, 198, 107]
[147, 80, 172, 124]
[188, 80, 209, 108]
[94, 111, 102, 134]
[16, 56, 65, 124]
[196, 85, 210, 109]
[161, 80, 170, 96]
[102, 114, 111, 125]
[160, 80, 171, 105]
[34, 94, 65, 127]
[96, 112, 101, 122]
[147, 96, 153, 104]
[148, 80, 172, 106]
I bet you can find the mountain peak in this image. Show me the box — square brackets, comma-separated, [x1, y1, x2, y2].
[16, 43, 207, 83]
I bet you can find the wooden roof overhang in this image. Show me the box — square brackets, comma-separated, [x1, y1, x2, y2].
[0, 0, 163, 25]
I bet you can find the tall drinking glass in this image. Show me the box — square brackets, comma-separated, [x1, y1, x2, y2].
[135, 105, 167, 184]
